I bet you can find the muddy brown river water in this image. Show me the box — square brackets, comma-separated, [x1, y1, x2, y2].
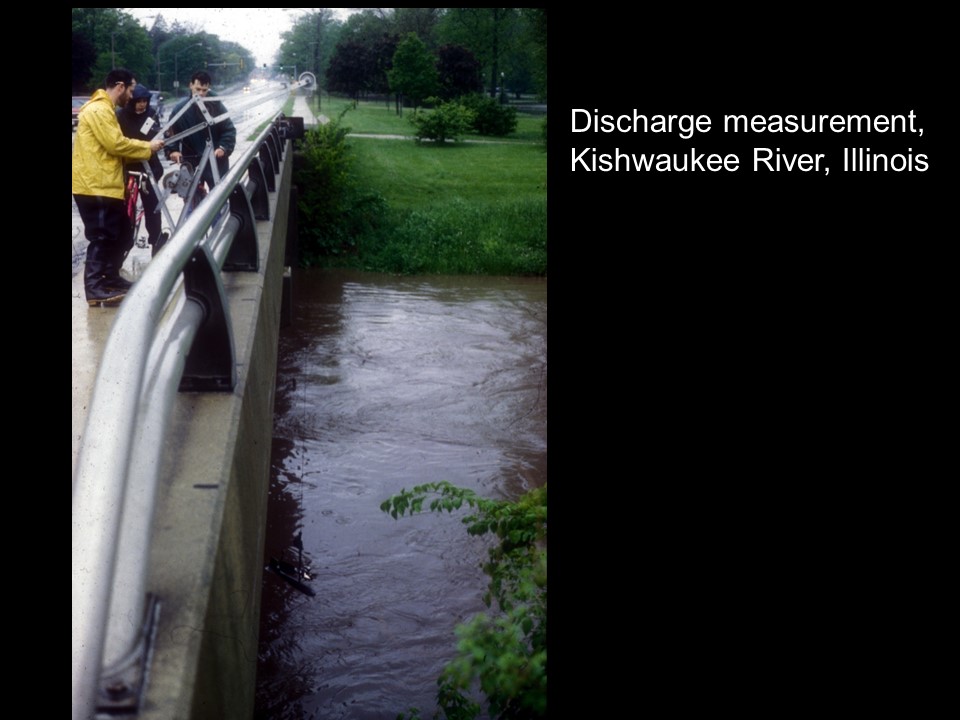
[254, 269, 547, 719]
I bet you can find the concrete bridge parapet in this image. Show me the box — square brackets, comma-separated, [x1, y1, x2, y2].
[73, 139, 294, 719]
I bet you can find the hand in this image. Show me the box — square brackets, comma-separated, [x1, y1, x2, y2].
[150, 137, 164, 153]
[169, 151, 182, 163]
[214, 147, 226, 159]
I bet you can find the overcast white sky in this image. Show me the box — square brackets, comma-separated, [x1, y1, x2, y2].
[125, 8, 358, 68]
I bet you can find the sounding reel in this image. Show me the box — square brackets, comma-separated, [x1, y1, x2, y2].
[296, 72, 317, 90]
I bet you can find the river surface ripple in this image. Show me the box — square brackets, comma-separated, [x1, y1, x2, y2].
[255, 269, 547, 720]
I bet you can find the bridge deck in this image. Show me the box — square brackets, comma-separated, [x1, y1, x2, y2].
[72, 93, 317, 718]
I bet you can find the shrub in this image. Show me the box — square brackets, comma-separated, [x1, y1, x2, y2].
[459, 94, 518, 137]
[294, 109, 388, 265]
[410, 98, 476, 144]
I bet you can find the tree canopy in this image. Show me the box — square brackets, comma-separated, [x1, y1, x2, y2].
[436, 44, 482, 100]
[276, 9, 340, 86]
[387, 33, 440, 112]
[71, 8, 255, 95]
[325, 8, 546, 106]
[72, 8, 547, 101]
[438, 9, 523, 98]
[326, 40, 372, 102]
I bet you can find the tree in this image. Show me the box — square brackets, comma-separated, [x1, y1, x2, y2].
[327, 31, 400, 105]
[342, 8, 444, 48]
[72, 8, 154, 93]
[501, 44, 535, 99]
[145, 15, 173, 92]
[436, 44, 482, 100]
[438, 9, 525, 99]
[212, 40, 254, 86]
[72, 30, 96, 93]
[330, 12, 399, 106]
[277, 9, 341, 89]
[327, 40, 372, 104]
[159, 35, 210, 97]
[369, 33, 400, 97]
[392, 8, 445, 49]
[72, 9, 257, 96]
[382, 482, 547, 720]
[387, 32, 439, 113]
[338, 8, 391, 48]
[520, 9, 547, 101]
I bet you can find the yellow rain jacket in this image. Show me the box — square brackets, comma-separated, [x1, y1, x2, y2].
[71, 89, 153, 200]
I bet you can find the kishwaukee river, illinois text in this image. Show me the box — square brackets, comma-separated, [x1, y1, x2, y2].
[569, 146, 928, 174]
[569, 110, 928, 174]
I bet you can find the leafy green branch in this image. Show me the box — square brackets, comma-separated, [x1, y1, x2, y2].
[382, 482, 546, 720]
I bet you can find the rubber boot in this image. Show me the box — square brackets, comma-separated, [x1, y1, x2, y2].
[85, 241, 126, 306]
[102, 224, 136, 292]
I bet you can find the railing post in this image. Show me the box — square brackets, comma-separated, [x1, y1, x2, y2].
[179, 244, 236, 392]
[257, 144, 277, 191]
[246, 156, 271, 220]
[223, 182, 260, 271]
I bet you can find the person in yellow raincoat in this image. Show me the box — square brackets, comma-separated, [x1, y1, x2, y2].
[72, 68, 164, 306]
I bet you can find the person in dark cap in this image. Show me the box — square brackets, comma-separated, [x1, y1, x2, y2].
[116, 83, 169, 257]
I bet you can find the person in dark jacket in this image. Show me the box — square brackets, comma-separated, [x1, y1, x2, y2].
[117, 83, 168, 256]
[164, 71, 236, 193]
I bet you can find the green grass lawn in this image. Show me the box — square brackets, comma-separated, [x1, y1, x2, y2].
[349, 138, 547, 211]
[319, 95, 545, 143]
[294, 94, 547, 275]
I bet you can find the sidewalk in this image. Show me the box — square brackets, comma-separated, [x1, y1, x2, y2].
[291, 93, 327, 127]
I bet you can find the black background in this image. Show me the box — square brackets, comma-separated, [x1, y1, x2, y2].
[547, 10, 947, 714]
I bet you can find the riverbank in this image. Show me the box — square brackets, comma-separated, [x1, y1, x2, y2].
[292, 106, 547, 275]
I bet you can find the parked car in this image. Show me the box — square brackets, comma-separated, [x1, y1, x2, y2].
[72, 96, 87, 129]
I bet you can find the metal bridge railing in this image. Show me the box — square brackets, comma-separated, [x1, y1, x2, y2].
[72, 112, 298, 720]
